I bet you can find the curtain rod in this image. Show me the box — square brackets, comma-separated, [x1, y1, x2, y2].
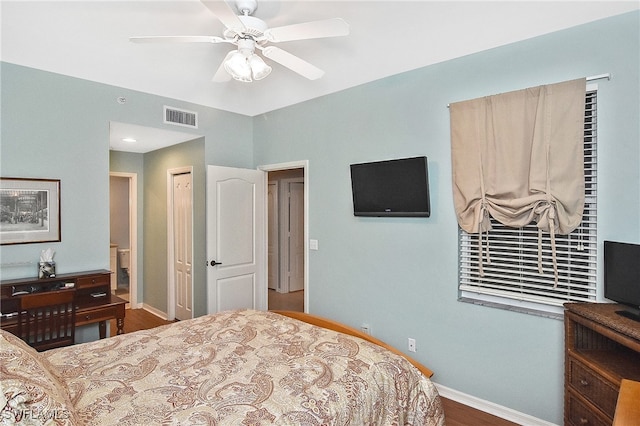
[586, 73, 611, 82]
[446, 73, 611, 108]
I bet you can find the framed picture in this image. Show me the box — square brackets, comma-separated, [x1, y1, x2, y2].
[0, 177, 61, 245]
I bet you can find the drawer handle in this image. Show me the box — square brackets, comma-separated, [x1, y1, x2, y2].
[580, 418, 589, 425]
[85, 315, 91, 320]
[579, 378, 589, 386]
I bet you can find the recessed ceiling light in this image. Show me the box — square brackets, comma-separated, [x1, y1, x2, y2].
[122, 137, 137, 143]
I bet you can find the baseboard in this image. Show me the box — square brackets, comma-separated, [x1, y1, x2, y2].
[434, 383, 558, 426]
[141, 303, 169, 321]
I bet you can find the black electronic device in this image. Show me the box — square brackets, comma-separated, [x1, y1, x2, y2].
[604, 240, 640, 321]
[350, 156, 430, 217]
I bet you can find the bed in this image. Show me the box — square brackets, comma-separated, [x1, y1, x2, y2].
[1, 309, 445, 425]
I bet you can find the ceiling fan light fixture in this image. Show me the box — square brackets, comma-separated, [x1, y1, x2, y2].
[224, 51, 252, 82]
[248, 54, 271, 80]
[132, 1, 349, 83]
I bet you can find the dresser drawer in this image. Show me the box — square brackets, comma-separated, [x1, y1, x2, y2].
[568, 357, 618, 417]
[566, 391, 610, 426]
[76, 274, 110, 289]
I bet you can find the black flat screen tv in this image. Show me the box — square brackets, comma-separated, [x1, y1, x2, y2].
[350, 156, 430, 217]
[604, 240, 640, 321]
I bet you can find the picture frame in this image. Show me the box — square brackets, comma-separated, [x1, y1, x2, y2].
[0, 177, 61, 245]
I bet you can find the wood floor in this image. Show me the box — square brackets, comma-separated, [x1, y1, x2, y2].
[109, 307, 173, 336]
[268, 288, 304, 311]
[110, 308, 518, 426]
[441, 398, 518, 426]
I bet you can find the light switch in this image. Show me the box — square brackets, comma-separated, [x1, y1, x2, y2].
[309, 239, 319, 250]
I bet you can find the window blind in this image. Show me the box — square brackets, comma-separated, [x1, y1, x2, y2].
[459, 89, 597, 310]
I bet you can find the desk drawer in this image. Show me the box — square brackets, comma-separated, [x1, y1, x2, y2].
[76, 274, 110, 290]
[568, 358, 618, 417]
[76, 306, 119, 326]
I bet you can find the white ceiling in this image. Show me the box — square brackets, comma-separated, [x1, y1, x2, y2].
[3, 1, 638, 152]
[109, 121, 200, 153]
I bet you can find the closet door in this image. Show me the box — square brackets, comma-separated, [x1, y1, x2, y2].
[173, 171, 193, 320]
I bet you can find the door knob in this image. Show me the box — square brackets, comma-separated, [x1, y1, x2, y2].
[209, 260, 223, 266]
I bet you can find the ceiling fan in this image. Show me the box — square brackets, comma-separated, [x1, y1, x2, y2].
[130, 0, 349, 83]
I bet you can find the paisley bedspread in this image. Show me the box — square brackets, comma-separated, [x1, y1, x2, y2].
[5, 309, 445, 425]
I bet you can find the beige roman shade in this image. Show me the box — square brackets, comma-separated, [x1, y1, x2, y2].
[450, 78, 586, 280]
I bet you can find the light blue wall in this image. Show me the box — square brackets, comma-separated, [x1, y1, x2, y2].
[253, 12, 640, 424]
[1, 65, 112, 277]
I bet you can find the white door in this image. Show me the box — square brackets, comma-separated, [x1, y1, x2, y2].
[287, 181, 305, 292]
[206, 165, 266, 314]
[267, 182, 279, 291]
[173, 172, 193, 320]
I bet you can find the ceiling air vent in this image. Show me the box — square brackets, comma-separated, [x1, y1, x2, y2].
[164, 106, 198, 129]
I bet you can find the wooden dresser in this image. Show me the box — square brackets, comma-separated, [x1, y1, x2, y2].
[1, 270, 126, 339]
[564, 303, 640, 425]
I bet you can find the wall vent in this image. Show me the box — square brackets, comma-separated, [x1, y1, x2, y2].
[164, 106, 198, 129]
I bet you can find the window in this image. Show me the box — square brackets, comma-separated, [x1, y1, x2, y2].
[458, 89, 597, 317]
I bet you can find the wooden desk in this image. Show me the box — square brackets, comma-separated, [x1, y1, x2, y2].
[1, 270, 126, 340]
[76, 293, 126, 338]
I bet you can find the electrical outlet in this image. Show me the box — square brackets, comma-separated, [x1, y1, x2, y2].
[361, 323, 370, 335]
[408, 338, 416, 353]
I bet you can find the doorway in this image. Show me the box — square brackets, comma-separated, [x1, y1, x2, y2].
[263, 164, 307, 313]
[109, 172, 138, 307]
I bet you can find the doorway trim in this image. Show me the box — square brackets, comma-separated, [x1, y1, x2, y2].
[167, 166, 194, 321]
[267, 180, 280, 292]
[109, 172, 138, 308]
[258, 160, 309, 313]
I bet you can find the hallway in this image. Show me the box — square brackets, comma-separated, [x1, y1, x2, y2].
[268, 289, 304, 312]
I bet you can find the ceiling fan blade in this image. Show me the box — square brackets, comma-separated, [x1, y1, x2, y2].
[264, 18, 349, 43]
[261, 46, 324, 80]
[212, 51, 234, 82]
[201, 0, 246, 33]
[130, 36, 227, 44]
